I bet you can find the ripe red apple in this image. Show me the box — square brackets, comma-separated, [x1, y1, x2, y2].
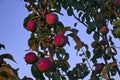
[114, 0, 120, 7]
[37, 58, 51, 72]
[26, 20, 36, 31]
[95, 63, 104, 71]
[100, 26, 109, 34]
[46, 13, 58, 25]
[24, 52, 37, 64]
[53, 34, 68, 47]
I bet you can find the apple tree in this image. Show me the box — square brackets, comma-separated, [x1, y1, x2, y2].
[1, 0, 120, 80]
[22, 0, 120, 80]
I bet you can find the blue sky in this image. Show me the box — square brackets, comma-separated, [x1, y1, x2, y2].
[0, 0, 120, 79]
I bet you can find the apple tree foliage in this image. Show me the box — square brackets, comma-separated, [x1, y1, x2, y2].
[22, 0, 120, 80]
[1, 0, 120, 80]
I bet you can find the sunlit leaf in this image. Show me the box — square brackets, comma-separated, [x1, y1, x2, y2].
[112, 20, 120, 27]
[0, 43, 5, 49]
[86, 51, 91, 59]
[68, 34, 83, 51]
[0, 66, 19, 80]
[102, 62, 117, 79]
[67, 7, 73, 16]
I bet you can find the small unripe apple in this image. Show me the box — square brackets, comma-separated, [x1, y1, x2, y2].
[46, 13, 58, 25]
[114, 0, 120, 7]
[26, 20, 36, 31]
[100, 26, 109, 34]
[95, 63, 104, 71]
[53, 34, 68, 47]
[37, 58, 51, 72]
[24, 52, 37, 64]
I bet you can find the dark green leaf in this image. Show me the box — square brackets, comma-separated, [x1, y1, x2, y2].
[86, 51, 91, 59]
[93, 32, 99, 41]
[67, 34, 83, 51]
[52, 72, 61, 80]
[67, 7, 73, 16]
[28, 37, 39, 52]
[102, 62, 117, 79]
[0, 54, 16, 62]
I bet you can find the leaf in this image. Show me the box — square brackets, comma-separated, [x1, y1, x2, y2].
[52, 72, 61, 80]
[68, 34, 83, 51]
[28, 37, 39, 52]
[67, 7, 73, 16]
[101, 62, 117, 79]
[112, 20, 120, 27]
[0, 54, 16, 63]
[0, 43, 5, 49]
[93, 32, 99, 41]
[86, 51, 91, 59]
[74, 23, 77, 27]
[71, 29, 79, 35]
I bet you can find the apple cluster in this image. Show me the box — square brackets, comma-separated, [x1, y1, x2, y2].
[24, 52, 51, 72]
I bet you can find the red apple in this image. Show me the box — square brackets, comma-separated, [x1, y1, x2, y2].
[53, 34, 68, 47]
[26, 20, 36, 31]
[24, 52, 37, 64]
[46, 13, 58, 25]
[37, 58, 51, 72]
[114, 0, 120, 7]
[100, 26, 109, 34]
[95, 63, 104, 71]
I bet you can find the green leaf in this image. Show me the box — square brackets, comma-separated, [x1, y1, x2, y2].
[52, 72, 61, 80]
[56, 48, 69, 61]
[0, 54, 16, 63]
[102, 62, 117, 79]
[86, 51, 91, 59]
[112, 20, 120, 27]
[93, 32, 99, 41]
[67, 7, 73, 16]
[28, 37, 39, 52]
